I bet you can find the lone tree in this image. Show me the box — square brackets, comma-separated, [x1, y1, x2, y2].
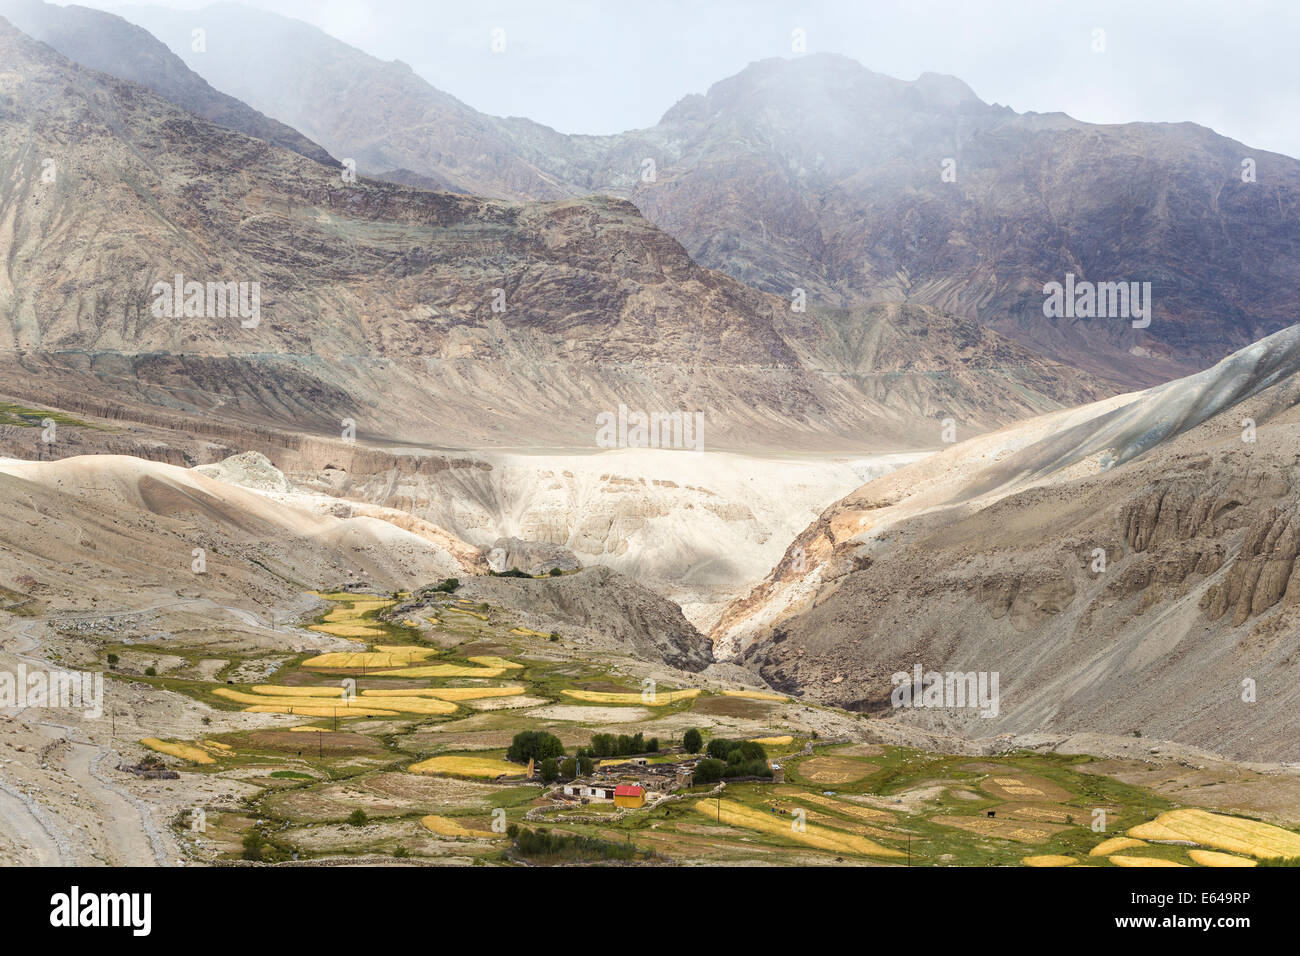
[540, 757, 559, 783]
[683, 728, 703, 754]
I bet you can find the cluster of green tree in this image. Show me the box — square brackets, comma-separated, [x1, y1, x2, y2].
[507, 730, 564, 763]
[706, 738, 766, 762]
[430, 578, 459, 593]
[489, 567, 531, 578]
[507, 825, 644, 861]
[588, 732, 660, 757]
[692, 757, 773, 784]
[691, 738, 772, 783]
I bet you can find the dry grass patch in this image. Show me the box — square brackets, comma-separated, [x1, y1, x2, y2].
[563, 688, 699, 705]
[980, 774, 1074, 803]
[931, 815, 1069, 844]
[421, 814, 501, 839]
[723, 690, 788, 701]
[797, 755, 876, 785]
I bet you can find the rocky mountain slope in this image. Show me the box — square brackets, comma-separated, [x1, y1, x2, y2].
[125, 4, 1300, 387]
[0, 454, 473, 610]
[0, 1, 334, 164]
[714, 325, 1300, 761]
[0, 19, 1103, 451]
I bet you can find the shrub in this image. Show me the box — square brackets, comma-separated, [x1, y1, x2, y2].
[347, 809, 368, 826]
[549, 567, 563, 577]
[512, 826, 642, 861]
[241, 829, 266, 861]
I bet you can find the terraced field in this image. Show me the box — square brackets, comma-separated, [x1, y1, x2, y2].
[109, 589, 1300, 866]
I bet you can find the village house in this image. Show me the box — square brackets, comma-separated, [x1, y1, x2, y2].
[561, 781, 617, 801]
[614, 784, 646, 808]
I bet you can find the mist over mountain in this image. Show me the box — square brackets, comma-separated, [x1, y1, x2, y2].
[0, 0, 336, 164]
[0, 17, 1102, 452]
[122, 3, 1300, 389]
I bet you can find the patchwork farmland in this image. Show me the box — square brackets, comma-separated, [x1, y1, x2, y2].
[109, 590, 1300, 866]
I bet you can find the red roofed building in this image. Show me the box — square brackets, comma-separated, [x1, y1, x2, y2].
[614, 784, 646, 808]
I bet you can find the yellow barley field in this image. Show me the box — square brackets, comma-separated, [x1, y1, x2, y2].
[374, 665, 509, 681]
[723, 690, 788, 701]
[784, 791, 896, 823]
[750, 736, 794, 746]
[140, 738, 214, 764]
[1188, 849, 1257, 867]
[246, 704, 399, 717]
[307, 623, 387, 639]
[362, 686, 525, 702]
[421, 814, 500, 839]
[1128, 808, 1300, 860]
[1022, 855, 1077, 867]
[692, 798, 903, 858]
[409, 755, 524, 779]
[445, 607, 489, 621]
[214, 687, 457, 715]
[468, 655, 523, 670]
[510, 627, 550, 637]
[563, 688, 699, 705]
[322, 601, 392, 621]
[1090, 837, 1147, 856]
[1110, 855, 1187, 867]
[303, 646, 438, 668]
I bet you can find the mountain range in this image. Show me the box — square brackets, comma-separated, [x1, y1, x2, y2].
[120, 1, 1300, 388]
[0, 9, 1105, 452]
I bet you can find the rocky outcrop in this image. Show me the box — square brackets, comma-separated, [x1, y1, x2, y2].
[485, 537, 580, 576]
[458, 567, 714, 672]
[1202, 506, 1300, 625]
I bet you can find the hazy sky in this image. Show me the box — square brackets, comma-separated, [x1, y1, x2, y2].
[83, 0, 1299, 157]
